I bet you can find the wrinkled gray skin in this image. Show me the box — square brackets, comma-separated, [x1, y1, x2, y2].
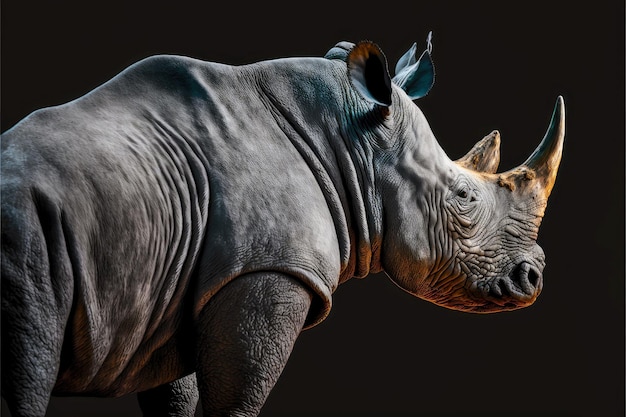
[1, 37, 564, 417]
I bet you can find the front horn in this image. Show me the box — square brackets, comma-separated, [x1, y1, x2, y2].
[522, 96, 565, 198]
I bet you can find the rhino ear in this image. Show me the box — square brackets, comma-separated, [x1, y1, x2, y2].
[347, 41, 393, 107]
[394, 42, 418, 75]
[392, 32, 435, 100]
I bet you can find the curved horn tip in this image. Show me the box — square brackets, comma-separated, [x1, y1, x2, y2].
[551, 94, 566, 141]
[520, 95, 565, 197]
[556, 95, 565, 118]
[552, 95, 565, 131]
[549, 94, 565, 141]
[526, 96, 566, 162]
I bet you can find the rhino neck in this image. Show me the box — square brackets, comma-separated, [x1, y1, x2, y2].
[333, 90, 389, 279]
[376, 97, 459, 283]
[255, 62, 382, 281]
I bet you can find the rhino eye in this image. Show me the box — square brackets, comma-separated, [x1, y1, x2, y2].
[449, 176, 479, 206]
[454, 185, 477, 203]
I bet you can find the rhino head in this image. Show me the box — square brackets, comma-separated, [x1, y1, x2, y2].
[342, 34, 564, 312]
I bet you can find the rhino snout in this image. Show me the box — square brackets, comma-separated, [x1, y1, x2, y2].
[489, 261, 543, 308]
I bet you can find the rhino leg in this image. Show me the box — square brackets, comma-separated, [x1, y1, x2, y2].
[137, 373, 199, 417]
[1, 281, 64, 417]
[195, 271, 312, 417]
[1, 191, 73, 417]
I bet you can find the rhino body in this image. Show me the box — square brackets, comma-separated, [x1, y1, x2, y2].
[1, 37, 564, 416]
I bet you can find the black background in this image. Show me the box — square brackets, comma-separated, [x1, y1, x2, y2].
[1, 1, 624, 416]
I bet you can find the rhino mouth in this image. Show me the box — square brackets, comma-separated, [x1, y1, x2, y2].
[466, 261, 544, 312]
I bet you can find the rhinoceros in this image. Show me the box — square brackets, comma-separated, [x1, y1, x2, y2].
[1, 33, 564, 417]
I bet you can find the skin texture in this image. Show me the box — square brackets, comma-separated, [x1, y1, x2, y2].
[137, 374, 199, 417]
[0, 38, 563, 416]
[195, 273, 312, 416]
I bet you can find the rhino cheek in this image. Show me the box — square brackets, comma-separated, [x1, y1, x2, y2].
[379, 191, 436, 295]
[381, 219, 432, 295]
[382, 196, 460, 299]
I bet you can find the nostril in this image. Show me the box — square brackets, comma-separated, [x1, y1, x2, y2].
[510, 262, 542, 296]
[527, 265, 541, 287]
